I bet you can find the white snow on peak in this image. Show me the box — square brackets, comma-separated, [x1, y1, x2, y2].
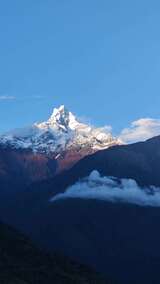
[0, 105, 121, 153]
[37, 105, 81, 132]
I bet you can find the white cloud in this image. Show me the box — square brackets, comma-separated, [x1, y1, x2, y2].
[0, 95, 45, 102]
[31, 95, 45, 99]
[0, 95, 15, 101]
[119, 118, 160, 143]
[51, 170, 160, 207]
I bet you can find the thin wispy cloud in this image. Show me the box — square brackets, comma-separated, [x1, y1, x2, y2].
[30, 95, 45, 100]
[0, 95, 46, 102]
[18, 95, 46, 101]
[0, 95, 16, 101]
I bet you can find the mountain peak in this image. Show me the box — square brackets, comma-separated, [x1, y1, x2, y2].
[52, 105, 68, 116]
[0, 105, 120, 154]
[50, 105, 70, 122]
[48, 105, 79, 131]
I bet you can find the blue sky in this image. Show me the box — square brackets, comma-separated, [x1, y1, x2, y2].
[0, 0, 160, 135]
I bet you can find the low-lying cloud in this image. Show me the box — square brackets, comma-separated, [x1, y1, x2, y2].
[119, 118, 160, 143]
[51, 170, 160, 207]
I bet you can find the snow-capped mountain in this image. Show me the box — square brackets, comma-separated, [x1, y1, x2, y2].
[0, 105, 120, 154]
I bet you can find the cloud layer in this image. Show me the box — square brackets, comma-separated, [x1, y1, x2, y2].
[51, 170, 160, 207]
[119, 118, 160, 143]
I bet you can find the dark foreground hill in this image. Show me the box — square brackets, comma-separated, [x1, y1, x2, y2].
[32, 198, 160, 284]
[0, 222, 109, 284]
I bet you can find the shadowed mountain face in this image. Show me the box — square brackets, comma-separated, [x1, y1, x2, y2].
[33, 135, 160, 199]
[0, 147, 57, 187]
[0, 144, 116, 191]
[0, 222, 108, 284]
[1, 136, 160, 236]
[0, 146, 95, 191]
[2, 196, 160, 284]
[29, 199, 160, 284]
[1, 136, 160, 284]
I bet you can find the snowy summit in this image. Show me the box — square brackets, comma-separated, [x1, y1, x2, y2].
[0, 105, 120, 153]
